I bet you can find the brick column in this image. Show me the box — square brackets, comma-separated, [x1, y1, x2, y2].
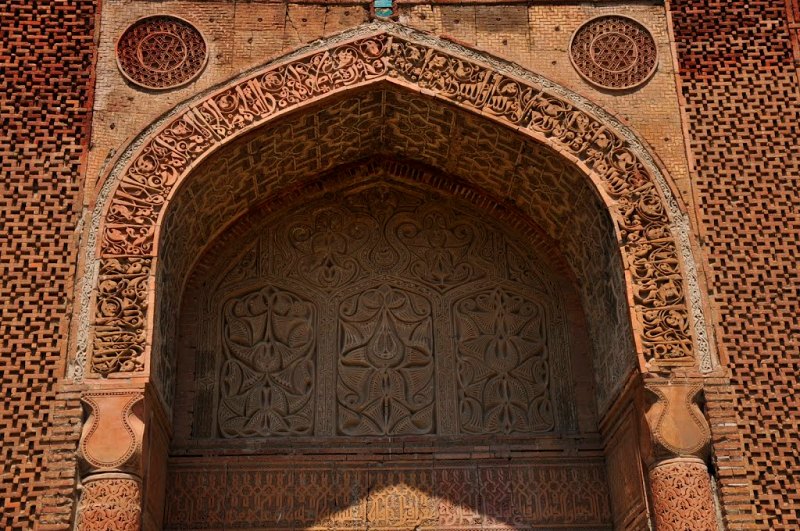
[643, 381, 719, 530]
[76, 390, 145, 531]
[649, 457, 717, 530]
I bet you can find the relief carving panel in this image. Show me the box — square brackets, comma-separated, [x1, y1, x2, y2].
[218, 287, 316, 437]
[187, 182, 576, 440]
[338, 285, 435, 435]
[455, 288, 553, 434]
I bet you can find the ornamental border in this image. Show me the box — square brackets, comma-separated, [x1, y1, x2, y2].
[71, 21, 715, 386]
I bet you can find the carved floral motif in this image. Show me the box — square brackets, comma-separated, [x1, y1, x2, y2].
[338, 285, 435, 435]
[76, 476, 142, 531]
[455, 288, 553, 434]
[91, 28, 698, 393]
[218, 287, 316, 437]
[649, 459, 717, 531]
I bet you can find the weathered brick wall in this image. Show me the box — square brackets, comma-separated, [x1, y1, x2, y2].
[0, 1, 97, 528]
[669, 0, 800, 528]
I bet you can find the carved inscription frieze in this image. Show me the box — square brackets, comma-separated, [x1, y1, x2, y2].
[90, 28, 702, 423]
[92, 258, 150, 375]
[190, 183, 572, 439]
[164, 460, 612, 529]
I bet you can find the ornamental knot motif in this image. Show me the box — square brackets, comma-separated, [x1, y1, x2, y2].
[116, 16, 207, 90]
[570, 16, 658, 90]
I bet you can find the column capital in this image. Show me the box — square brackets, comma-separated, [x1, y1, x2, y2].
[643, 380, 711, 461]
[78, 389, 145, 476]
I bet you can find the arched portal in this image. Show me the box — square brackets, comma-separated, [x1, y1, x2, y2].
[165, 160, 609, 528]
[73, 22, 719, 531]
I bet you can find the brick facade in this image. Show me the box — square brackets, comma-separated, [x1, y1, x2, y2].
[0, 1, 98, 529]
[670, 0, 800, 527]
[1, 0, 798, 529]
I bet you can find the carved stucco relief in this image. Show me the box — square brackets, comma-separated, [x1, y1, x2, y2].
[186, 183, 573, 439]
[75, 23, 712, 420]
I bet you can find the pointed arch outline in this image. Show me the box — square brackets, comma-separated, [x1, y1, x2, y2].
[72, 21, 714, 402]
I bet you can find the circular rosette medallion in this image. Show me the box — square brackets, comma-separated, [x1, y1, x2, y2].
[116, 15, 207, 90]
[570, 15, 658, 90]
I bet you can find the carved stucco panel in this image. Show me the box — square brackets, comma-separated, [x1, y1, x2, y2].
[184, 183, 574, 440]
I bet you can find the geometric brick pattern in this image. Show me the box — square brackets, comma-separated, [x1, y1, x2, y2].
[570, 16, 658, 90]
[0, 0, 97, 528]
[116, 16, 207, 90]
[670, 0, 800, 528]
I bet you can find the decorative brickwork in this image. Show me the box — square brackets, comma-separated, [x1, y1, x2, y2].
[0, 0, 97, 528]
[116, 16, 207, 90]
[79, 25, 711, 422]
[670, 0, 800, 527]
[570, 16, 658, 90]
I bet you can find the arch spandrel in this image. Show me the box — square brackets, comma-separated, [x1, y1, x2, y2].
[76, 22, 713, 417]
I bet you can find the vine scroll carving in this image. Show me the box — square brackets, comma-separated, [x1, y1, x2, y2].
[82, 24, 709, 414]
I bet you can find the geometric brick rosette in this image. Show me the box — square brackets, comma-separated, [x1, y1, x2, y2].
[570, 16, 658, 90]
[116, 16, 207, 90]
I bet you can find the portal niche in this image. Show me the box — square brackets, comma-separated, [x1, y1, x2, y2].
[167, 172, 611, 529]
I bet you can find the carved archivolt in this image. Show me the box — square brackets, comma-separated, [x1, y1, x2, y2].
[79, 24, 710, 411]
[187, 183, 573, 439]
[78, 392, 144, 474]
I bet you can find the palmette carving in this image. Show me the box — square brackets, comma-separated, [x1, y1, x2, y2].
[93, 28, 700, 391]
[218, 287, 315, 437]
[395, 205, 484, 290]
[455, 288, 553, 434]
[649, 459, 717, 531]
[338, 285, 434, 435]
[284, 206, 375, 291]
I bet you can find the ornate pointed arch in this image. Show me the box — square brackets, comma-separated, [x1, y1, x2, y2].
[73, 22, 714, 413]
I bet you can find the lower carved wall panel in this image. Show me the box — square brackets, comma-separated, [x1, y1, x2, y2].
[164, 458, 611, 530]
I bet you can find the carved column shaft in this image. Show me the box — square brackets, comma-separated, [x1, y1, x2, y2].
[642, 381, 718, 530]
[649, 458, 717, 531]
[76, 473, 142, 531]
[76, 390, 146, 531]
